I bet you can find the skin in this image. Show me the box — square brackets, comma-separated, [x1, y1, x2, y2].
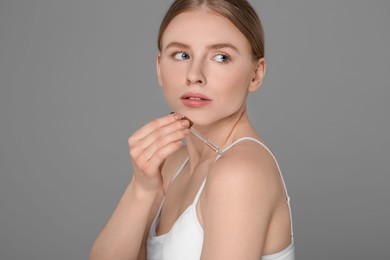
[90, 8, 291, 260]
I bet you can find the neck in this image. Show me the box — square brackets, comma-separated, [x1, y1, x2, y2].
[185, 107, 251, 166]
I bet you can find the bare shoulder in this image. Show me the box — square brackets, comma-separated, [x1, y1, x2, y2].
[205, 139, 284, 207]
[201, 138, 285, 220]
[199, 139, 287, 256]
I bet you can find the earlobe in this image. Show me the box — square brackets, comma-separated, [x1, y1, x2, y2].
[156, 53, 163, 87]
[248, 58, 266, 92]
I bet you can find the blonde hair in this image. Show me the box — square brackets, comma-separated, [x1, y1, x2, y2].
[157, 0, 265, 60]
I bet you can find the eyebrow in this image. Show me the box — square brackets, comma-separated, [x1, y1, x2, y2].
[164, 41, 240, 54]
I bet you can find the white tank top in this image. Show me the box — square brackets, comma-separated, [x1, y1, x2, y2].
[146, 137, 295, 260]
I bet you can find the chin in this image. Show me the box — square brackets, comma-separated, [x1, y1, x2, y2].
[187, 113, 228, 128]
[170, 105, 242, 127]
[171, 109, 209, 125]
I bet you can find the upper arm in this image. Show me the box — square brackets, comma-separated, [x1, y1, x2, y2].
[200, 148, 282, 259]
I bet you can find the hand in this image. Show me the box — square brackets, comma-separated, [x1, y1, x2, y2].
[128, 113, 190, 193]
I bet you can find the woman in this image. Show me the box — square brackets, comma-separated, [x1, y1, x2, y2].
[90, 0, 294, 259]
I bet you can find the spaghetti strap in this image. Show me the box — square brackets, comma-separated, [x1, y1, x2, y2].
[155, 157, 189, 220]
[166, 137, 292, 238]
[151, 157, 190, 236]
[193, 178, 207, 205]
[215, 137, 294, 239]
[170, 157, 189, 183]
[217, 137, 289, 195]
[147, 137, 295, 259]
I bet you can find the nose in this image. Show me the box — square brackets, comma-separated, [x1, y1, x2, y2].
[186, 58, 206, 86]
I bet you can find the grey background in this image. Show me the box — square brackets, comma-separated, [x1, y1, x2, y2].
[0, 0, 389, 259]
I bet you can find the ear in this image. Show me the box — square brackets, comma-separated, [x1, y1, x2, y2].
[156, 52, 163, 87]
[248, 58, 266, 93]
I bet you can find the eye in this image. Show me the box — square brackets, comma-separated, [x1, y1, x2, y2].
[214, 53, 230, 63]
[173, 51, 190, 61]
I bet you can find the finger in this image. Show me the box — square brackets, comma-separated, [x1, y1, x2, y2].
[128, 121, 189, 171]
[130, 113, 181, 142]
[142, 126, 189, 161]
[145, 140, 184, 173]
[128, 113, 189, 169]
[138, 119, 190, 151]
[136, 125, 189, 166]
[133, 137, 184, 176]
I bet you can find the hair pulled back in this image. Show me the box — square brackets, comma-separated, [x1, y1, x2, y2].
[157, 0, 265, 60]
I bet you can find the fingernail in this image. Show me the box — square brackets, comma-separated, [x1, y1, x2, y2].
[181, 120, 189, 127]
[170, 112, 181, 120]
[181, 116, 193, 128]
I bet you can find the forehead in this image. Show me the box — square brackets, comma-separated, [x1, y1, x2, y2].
[161, 9, 251, 52]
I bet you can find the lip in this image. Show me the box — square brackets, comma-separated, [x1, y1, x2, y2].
[180, 92, 212, 108]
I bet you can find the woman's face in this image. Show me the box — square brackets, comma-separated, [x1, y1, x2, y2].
[157, 9, 265, 126]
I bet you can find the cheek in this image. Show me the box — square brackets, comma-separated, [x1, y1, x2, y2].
[215, 67, 253, 94]
[159, 61, 185, 87]
[159, 61, 185, 107]
[214, 68, 253, 110]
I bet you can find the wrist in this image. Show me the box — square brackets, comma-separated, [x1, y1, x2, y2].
[129, 176, 161, 201]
